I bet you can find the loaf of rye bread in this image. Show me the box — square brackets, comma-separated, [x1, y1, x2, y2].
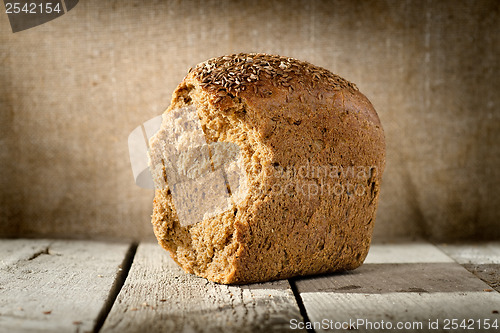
[148, 53, 385, 284]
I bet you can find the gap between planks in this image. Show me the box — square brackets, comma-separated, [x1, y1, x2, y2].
[99, 243, 306, 333]
[93, 242, 138, 333]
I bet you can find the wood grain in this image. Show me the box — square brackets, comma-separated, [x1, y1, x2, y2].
[0, 239, 131, 333]
[101, 243, 305, 333]
[0, 239, 53, 269]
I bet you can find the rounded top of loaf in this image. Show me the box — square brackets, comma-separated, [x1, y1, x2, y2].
[181, 53, 382, 129]
[190, 53, 358, 95]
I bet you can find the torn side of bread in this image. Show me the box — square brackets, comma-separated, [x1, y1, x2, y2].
[148, 53, 386, 284]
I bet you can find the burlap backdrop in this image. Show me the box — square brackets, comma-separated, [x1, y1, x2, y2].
[1, 0, 499, 241]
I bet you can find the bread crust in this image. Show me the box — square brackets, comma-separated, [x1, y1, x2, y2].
[150, 53, 385, 284]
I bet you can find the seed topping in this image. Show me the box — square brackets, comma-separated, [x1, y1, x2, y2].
[192, 53, 358, 98]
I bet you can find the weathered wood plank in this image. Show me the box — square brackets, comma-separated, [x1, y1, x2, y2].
[439, 242, 500, 292]
[0, 239, 53, 270]
[297, 292, 500, 332]
[0, 239, 132, 333]
[365, 242, 454, 264]
[100, 243, 305, 333]
[438, 242, 500, 264]
[296, 263, 491, 294]
[461, 264, 500, 293]
[295, 243, 500, 332]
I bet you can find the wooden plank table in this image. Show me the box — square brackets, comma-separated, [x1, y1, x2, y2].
[1, 240, 499, 332]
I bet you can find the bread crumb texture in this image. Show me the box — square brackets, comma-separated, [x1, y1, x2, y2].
[149, 53, 386, 284]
